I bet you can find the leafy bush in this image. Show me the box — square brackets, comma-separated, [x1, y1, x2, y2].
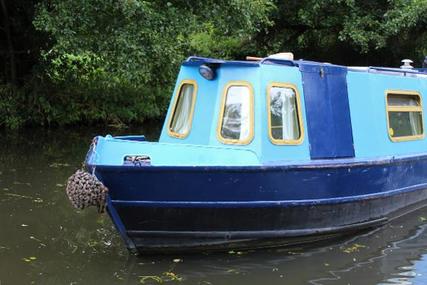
[0, 84, 25, 129]
[24, 0, 273, 127]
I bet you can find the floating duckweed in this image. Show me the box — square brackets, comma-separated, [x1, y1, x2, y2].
[49, 162, 70, 168]
[139, 275, 163, 284]
[226, 268, 240, 274]
[4, 193, 33, 199]
[22, 256, 37, 262]
[343, 243, 366, 254]
[163, 272, 183, 282]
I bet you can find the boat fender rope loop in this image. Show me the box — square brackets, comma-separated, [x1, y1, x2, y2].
[65, 169, 108, 213]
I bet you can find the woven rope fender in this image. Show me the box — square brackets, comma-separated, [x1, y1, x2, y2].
[65, 169, 108, 213]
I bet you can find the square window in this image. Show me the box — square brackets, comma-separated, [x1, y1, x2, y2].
[386, 92, 424, 142]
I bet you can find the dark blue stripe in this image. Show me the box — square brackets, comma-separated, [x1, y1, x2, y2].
[90, 153, 427, 202]
[111, 183, 427, 208]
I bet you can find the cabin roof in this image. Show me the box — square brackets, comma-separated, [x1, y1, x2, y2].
[182, 56, 427, 78]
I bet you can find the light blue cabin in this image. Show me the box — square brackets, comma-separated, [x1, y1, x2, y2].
[158, 55, 427, 166]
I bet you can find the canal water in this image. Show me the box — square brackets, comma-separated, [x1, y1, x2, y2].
[1, 124, 427, 285]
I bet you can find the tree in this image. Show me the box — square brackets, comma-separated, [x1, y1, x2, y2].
[0, 0, 43, 84]
[247, 0, 427, 66]
[0, 0, 17, 84]
[32, 0, 274, 123]
[2, 0, 427, 129]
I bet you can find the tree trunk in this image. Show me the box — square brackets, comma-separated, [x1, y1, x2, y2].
[0, 0, 17, 84]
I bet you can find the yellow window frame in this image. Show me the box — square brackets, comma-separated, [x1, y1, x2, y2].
[167, 79, 198, 139]
[385, 90, 424, 142]
[217, 81, 254, 145]
[266, 83, 304, 145]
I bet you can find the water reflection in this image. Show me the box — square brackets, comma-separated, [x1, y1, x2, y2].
[0, 124, 427, 285]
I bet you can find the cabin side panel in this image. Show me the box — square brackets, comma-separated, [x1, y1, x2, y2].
[347, 71, 427, 158]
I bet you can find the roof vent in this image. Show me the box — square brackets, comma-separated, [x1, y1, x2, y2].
[268, 52, 294, 61]
[400, 59, 414, 69]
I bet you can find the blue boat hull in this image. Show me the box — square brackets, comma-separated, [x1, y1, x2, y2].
[89, 154, 427, 253]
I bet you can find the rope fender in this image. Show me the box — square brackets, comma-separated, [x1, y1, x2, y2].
[65, 169, 108, 213]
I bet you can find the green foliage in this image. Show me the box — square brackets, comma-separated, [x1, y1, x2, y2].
[26, 0, 273, 127]
[1, 0, 427, 129]
[0, 84, 25, 129]
[247, 0, 427, 66]
[339, 0, 427, 52]
[32, 0, 273, 79]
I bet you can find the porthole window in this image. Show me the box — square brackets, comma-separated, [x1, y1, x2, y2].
[218, 82, 254, 144]
[168, 80, 197, 138]
[386, 91, 424, 142]
[267, 83, 304, 144]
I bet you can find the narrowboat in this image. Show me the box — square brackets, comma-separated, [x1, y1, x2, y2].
[83, 53, 427, 253]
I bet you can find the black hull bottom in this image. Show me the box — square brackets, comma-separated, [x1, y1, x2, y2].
[114, 188, 427, 254]
[130, 222, 382, 254]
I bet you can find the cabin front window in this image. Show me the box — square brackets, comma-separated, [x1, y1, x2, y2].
[218, 82, 254, 144]
[386, 91, 424, 142]
[168, 80, 197, 138]
[267, 83, 303, 144]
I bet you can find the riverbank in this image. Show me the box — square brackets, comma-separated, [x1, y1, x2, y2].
[0, 81, 168, 130]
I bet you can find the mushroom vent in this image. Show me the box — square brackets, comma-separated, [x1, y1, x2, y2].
[400, 59, 414, 69]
